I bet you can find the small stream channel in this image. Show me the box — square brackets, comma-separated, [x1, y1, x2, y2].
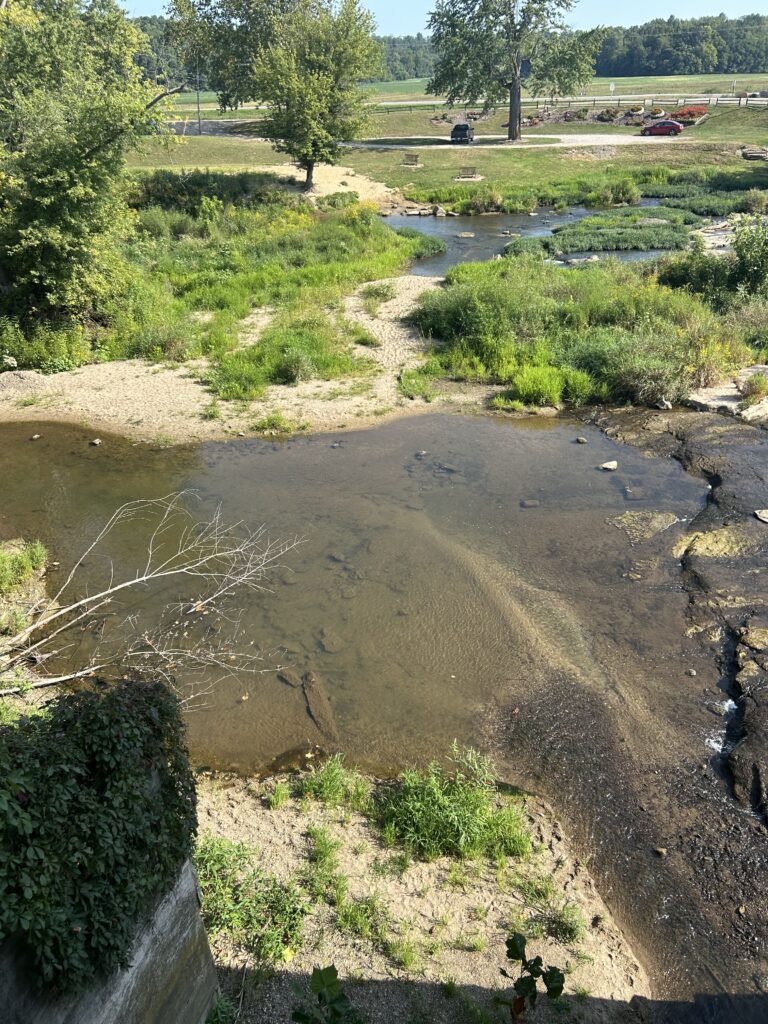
[386, 201, 668, 276]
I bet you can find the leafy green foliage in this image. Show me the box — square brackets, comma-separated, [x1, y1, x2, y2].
[376, 744, 531, 861]
[0, 680, 196, 991]
[0, 540, 47, 596]
[411, 255, 750, 405]
[196, 834, 308, 964]
[498, 933, 565, 1021]
[292, 964, 363, 1024]
[0, 0, 167, 322]
[297, 754, 371, 812]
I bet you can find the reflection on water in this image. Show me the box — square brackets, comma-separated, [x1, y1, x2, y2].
[0, 415, 706, 774]
[388, 200, 666, 276]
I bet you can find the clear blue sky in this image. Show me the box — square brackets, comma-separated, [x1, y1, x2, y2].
[123, 0, 762, 39]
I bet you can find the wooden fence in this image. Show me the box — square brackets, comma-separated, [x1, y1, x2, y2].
[372, 95, 768, 115]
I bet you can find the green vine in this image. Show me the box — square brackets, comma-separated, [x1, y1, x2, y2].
[0, 680, 196, 992]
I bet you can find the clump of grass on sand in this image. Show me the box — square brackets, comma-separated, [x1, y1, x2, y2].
[376, 744, 531, 861]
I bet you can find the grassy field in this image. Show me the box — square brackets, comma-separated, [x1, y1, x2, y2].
[126, 135, 760, 200]
[127, 136, 287, 170]
[361, 73, 768, 103]
[185, 104, 768, 146]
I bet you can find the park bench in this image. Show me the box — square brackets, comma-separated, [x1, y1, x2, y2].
[457, 166, 477, 179]
[402, 152, 421, 166]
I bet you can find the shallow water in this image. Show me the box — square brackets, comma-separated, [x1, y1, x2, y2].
[0, 415, 705, 775]
[389, 200, 667, 275]
[8, 415, 768, 1004]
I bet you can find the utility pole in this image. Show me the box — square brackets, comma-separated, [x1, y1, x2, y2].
[196, 57, 202, 136]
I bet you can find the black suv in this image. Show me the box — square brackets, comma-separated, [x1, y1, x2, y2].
[450, 123, 475, 144]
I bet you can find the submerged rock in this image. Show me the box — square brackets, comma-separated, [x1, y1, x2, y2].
[608, 510, 678, 544]
[301, 671, 339, 742]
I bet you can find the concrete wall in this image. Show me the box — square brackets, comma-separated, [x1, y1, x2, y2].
[2, 860, 218, 1024]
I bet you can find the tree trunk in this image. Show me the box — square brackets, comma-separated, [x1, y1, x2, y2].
[508, 79, 522, 141]
[304, 161, 315, 190]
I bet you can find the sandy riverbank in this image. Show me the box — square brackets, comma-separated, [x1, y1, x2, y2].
[0, 274, 498, 444]
[198, 770, 650, 1023]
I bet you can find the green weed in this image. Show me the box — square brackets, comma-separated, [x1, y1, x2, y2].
[375, 744, 531, 861]
[195, 834, 308, 964]
[297, 754, 372, 812]
[0, 540, 47, 597]
[267, 779, 291, 809]
[337, 893, 390, 947]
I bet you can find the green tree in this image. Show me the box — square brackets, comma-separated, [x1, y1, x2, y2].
[427, 0, 603, 141]
[0, 0, 170, 322]
[252, 0, 381, 189]
[168, 0, 296, 111]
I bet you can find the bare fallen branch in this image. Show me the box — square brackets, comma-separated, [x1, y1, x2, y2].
[0, 492, 301, 700]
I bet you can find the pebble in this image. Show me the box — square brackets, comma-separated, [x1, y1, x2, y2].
[331, 442, 341, 449]
[600, 460, 618, 471]
[30, 434, 41, 441]
[520, 499, 540, 509]
[90, 438, 102, 446]
[687, 669, 697, 677]
[755, 510, 768, 524]
[654, 847, 668, 857]
[576, 436, 588, 444]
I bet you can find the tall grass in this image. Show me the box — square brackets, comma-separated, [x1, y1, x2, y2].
[376, 745, 531, 861]
[0, 541, 47, 597]
[410, 255, 750, 405]
[0, 182, 434, 376]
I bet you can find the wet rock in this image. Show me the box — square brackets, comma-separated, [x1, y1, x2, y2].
[301, 671, 339, 741]
[600, 460, 618, 471]
[327, 550, 346, 563]
[608, 510, 678, 544]
[456, 231, 475, 238]
[319, 627, 344, 653]
[520, 499, 540, 509]
[277, 670, 302, 689]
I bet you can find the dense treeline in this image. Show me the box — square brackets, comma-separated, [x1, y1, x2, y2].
[129, 14, 767, 87]
[374, 34, 434, 80]
[596, 15, 768, 78]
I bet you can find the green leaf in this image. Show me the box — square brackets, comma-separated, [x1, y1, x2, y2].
[506, 932, 527, 962]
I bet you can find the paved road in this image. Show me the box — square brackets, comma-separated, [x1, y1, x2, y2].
[170, 121, 699, 149]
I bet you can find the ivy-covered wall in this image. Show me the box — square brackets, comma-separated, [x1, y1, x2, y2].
[0, 680, 197, 991]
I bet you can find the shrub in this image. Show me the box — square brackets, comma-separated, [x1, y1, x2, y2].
[740, 372, 768, 408]
[375, 744, 531, 861]
[669, 105, 707, 122]
[297, 754, 372, 811]
[744, 189, 768, 214]
[0, 680, 196, 991]
[595, 107, 620, 122]
[196, 834, 308, 964]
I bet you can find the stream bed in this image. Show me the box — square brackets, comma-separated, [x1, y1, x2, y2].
[386, 202, 668, 276]
[2, 413, 766, 1015]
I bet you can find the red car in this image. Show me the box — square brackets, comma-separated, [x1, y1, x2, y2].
[641, 120, 685, 137]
